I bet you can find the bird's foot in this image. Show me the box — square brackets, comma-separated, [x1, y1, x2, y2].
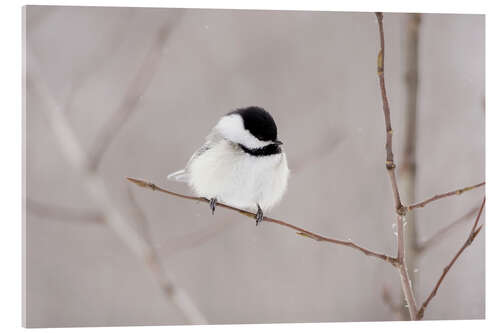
[209, 198, 217, 215]
[256, 204, 264, 226]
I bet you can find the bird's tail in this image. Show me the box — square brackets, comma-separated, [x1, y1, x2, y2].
[167, 169, 189, 182]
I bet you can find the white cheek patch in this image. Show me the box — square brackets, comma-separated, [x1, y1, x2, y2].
[215, 114, 271, 149]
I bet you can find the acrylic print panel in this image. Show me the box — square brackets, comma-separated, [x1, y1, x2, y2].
[23, 5, 485, 327]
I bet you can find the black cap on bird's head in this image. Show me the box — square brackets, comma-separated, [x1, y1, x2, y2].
[216, 106, 283, 153]
[228, 106, 280, 144]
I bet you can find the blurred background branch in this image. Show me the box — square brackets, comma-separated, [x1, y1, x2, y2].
[88, 13, 183, 171]
[397, 12, 421, 320]
[26, 15, 208, 323]
[63, 9, 134, 117]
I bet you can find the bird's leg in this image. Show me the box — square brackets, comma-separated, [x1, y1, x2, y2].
[255, 204, 264, 226]
[209, 198, 217, 215]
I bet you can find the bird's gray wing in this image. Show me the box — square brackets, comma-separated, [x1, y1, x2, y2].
[167, 131, 223, 182]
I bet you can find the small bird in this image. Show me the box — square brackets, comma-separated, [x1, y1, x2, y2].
[168, 106, 289, 225]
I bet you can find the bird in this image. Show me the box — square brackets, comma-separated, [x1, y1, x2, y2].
[167, 106, 289, 225]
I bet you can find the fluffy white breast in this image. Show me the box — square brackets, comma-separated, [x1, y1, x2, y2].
[187, 140, 289, 212]
[215, 114, 272, 149]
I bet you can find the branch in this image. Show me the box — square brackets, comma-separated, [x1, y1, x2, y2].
[407, 181, 485, 211]
[375, 12, 404, 215]
[416, 205, 481, 254]
[28, 60, 208, 324]
[396, 214, 418, 319]
[126, 177, 398, 266]
[375, 12, 418, 320]
[417, 197, 485, 320]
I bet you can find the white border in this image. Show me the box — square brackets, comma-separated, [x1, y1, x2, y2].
[1, 0, 497, 332]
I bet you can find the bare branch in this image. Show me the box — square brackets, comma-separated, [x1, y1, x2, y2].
[88, 17, 181, 170]
[375, 12, 418, 320]
[469, 199, 484, 233]
[375, 12, 404, 215]
[126, 177, 398, 266]
[416, 205, 480, 253]
[417, 197, 485, 320]
[396, 215, 418, 319]
[407, 182, 485, 211]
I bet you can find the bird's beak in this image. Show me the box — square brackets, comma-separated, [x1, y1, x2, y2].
[274, 140, 283, 145]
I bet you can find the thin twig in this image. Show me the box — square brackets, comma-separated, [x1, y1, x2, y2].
[416, 205, 480, 254]
[417, 197, 485, 320]
[407, 182, 485, 211]
[375, 12, 418, 320]
[126, 177, 398, 266]
[375, 12, 405, 215]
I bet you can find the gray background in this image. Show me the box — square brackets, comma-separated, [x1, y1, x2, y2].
[24, 6, 485, 327]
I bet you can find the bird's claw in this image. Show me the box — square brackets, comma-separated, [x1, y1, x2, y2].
[256, 205, 263, 226]
[209, 198, 217, 215]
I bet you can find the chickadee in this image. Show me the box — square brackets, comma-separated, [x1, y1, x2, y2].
[168, 106, 289, 225]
